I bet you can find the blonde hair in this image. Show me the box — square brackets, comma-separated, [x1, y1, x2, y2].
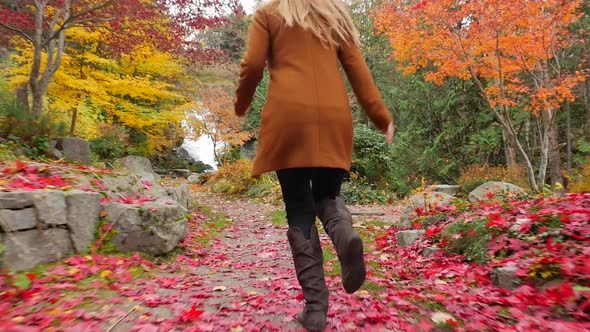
[265, 0, 360, 48]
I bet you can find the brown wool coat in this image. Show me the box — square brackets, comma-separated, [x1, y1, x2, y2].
[235, 4, 393, 178]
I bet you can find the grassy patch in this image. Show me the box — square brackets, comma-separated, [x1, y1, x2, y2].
[193, 204, 232, 247]
[360, 281, 386, 293]
[322, 249, 341, 278]
[270, 210, 287, 226]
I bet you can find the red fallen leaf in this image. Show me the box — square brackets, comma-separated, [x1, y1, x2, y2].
[142, 180, 153, 190]
[417, 319, 434, 331]
[159, 277, 177, 288]
[25, 273, 36, 282]
[177, 304, 204, 322]
[546, 282, 575, 304]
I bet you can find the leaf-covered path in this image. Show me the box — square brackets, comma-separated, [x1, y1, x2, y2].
[2, 189, 589, 331]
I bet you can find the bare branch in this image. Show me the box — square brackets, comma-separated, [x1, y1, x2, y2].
[0, 23, 34, 43]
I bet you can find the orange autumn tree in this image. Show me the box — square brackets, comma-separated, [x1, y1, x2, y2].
[188, 85, 250, 162]
[375, 0, 585, 191]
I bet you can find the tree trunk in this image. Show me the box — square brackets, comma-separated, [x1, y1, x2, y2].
[547, 111, 562, 187]
[69, 108, 78, 136]
[16, 84, 30, 111]
[502, 127, 518, 167]
[584, 81, 590, 138]
[31, 91, 44, 118]
[565, 101, 572, 174]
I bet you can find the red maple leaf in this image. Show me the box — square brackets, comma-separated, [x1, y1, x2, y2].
[177, 304, 204, 322]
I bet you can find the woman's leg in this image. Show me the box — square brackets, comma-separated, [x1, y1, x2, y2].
[276, 168, 328, 331]
[276, 168, 316, 239]
[312, 168, 366, 294]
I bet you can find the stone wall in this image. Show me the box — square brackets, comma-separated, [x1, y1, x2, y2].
[0, 190, 101, 271]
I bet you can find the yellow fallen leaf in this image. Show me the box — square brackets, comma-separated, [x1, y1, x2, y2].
[213, 286, 227, 292]
[12, 316, 25, 323]
[231, 326, 243, 332]
[100, 270, 113, 278]
[68, 268, 80, 275]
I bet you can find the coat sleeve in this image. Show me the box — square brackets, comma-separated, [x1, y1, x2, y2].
[234, 9, 270, 116]
[338, 41, 392, 131]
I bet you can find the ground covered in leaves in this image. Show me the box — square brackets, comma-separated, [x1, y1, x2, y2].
[0, 168, 589, 331]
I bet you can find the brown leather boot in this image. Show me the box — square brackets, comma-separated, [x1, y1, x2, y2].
[287, 225, 328, 331]
[316, 197, 366, 294]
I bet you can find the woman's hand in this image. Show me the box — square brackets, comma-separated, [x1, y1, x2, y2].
[382, 122, 394, 144]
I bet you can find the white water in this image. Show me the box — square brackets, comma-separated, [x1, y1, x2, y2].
[180, 110, 229, 171]
[180, 136, 219, 170]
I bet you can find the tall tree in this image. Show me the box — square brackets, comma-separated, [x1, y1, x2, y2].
[0, 0, 222, 118]
[187, 85, 250, 163]
[376, 0, 585, 191]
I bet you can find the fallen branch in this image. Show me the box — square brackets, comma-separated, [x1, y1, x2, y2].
[106, 304, 141, 332]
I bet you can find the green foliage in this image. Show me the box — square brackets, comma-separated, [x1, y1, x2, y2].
[0, 100, 66, 160]
[89, 124, 130, 161]
[341, 178, 390, 205]
[351, 123, 393, 188]
[442, 218, 491, 264]
[243, 69, 269, 137]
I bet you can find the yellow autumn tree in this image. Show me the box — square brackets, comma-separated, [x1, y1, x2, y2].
[7, 27, 189, 154]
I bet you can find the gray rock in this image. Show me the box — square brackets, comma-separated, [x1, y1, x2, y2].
[396, 230, 425, 247]
[177, 145, 196, 164]
[0, 209, 36, 232]
[428, 185, 461, 196]
[0, 191, 69, 227]
[468, 181, 525, 203]
[48, 148, 63, 160]
[65, 190, 102, 253]
[34, 191, 67, 226]
[0, 229, 73, 271]
[52, 137, 92, 165]
[399, 192, 455, 228]
[422, 246, 441, 257]
[104, 199, 188, 256]
[164, 184, 190, 210]
[187, 174, 201, 184]
[0, 191, 34, 209]
[491, 266, 520, 289]
[114, 156, 160, 183]
[171, 169, 191, 178]
[420, 214, 445, 228]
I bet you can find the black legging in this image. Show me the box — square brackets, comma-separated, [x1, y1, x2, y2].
[276, 167, 346, 239]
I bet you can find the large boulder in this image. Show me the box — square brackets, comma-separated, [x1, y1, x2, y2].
[427, 185, 461, 196]
[468, 181, 525, 203]
[65, 190, 102, 253]
[1, 229, 73, 271]
[52, 137, 92, 165]
[164, 184, 190, 210]
[103, 199, 188, 256]
[399, 191, 455, 228]
[113, 156, 161, 184]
